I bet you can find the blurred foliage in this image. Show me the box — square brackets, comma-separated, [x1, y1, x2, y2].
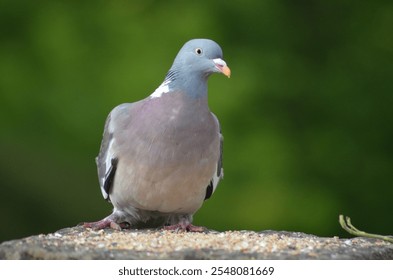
[1, 0, 392, 242]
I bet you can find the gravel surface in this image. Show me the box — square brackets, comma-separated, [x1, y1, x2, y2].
[1, 226, 392, 259]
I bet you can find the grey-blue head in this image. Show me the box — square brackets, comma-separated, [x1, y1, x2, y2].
[164, 39, 230, 98]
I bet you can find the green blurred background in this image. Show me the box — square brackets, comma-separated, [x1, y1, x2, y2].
[1, 0, 392, 242]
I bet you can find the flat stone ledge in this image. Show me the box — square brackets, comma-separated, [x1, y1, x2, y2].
[1, 226, 392, 259]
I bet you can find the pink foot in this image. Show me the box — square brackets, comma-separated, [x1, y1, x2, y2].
[164, 223, 206, 232]
[83, 219, 130, 230]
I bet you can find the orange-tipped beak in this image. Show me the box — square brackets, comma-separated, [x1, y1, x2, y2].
[220, 65, 231, 78]
[213, 58, 231, 78]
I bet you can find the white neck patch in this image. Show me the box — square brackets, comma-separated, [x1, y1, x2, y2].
[150, 80, 171, 99]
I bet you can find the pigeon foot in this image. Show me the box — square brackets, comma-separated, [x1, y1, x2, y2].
[83, 218, 130, 230]
[163, 223, 206, 232]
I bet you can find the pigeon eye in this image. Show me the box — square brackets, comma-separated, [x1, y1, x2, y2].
[195, 48, 203, 55]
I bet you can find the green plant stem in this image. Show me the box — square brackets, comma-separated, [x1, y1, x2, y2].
[339, 215, 393, 243]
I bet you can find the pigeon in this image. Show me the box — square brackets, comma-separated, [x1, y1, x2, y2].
[83, 39, 231, 232]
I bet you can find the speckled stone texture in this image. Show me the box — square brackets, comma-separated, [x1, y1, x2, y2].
[1, 226, 392, 259]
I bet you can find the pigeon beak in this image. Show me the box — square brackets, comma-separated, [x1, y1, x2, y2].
[213, 58, 231, 78]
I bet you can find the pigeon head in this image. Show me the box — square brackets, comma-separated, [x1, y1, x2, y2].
[173, 39, 231, 78]
[163, 39, 230, 98]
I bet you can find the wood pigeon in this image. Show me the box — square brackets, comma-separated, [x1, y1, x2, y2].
[83, 39, 231, 232]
